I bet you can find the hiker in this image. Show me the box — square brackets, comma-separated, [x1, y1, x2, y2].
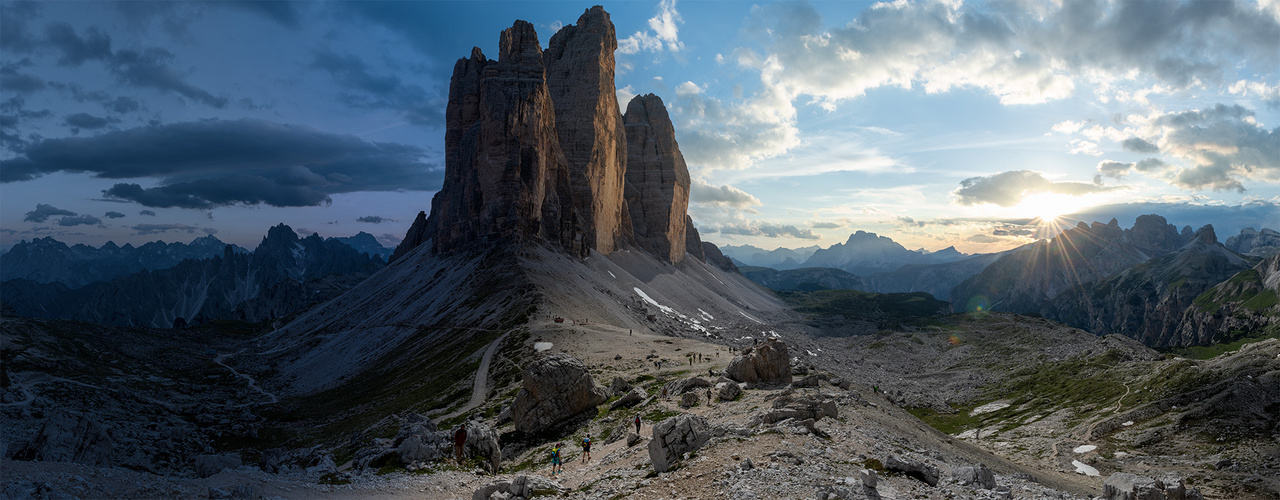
[634, 414, 642, 434]
[581, 435, 592, 462]
[454, 424, 468, 464]
[706, 388, 712, 405]
[661, 387, 668, 399]
[708, 367, 714, 378]
[550, 442, 563, 476]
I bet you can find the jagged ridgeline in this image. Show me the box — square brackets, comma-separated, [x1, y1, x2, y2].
[392, 6, 714, 265]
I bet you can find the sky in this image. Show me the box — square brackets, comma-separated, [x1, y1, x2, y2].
[1, 0, 1278, 254]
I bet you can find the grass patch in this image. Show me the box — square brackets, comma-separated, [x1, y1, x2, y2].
[775, 289, 947, 329]
[1164, 327, 1280, 360]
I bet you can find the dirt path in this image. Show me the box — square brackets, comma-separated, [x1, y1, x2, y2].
[214, 352, 279, 405]
[443, 331, 510, 420]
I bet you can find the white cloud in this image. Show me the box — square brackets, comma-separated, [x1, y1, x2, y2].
[675, 81, 700, 96]
[1068, 139, 1103, 156]
[672, 81, 799, 171]
[954, 170, 1120, 207]
[616, 85, 637, 113]
[618, 0, 684, 54]
[689, 178, 761, 208]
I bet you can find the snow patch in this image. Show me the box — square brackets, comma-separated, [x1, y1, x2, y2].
[1121, 421, 1134, 427]
[608, 271, 616, 278]
[738, 311, 763, 324]
[698, 309, 714, 321]
[971, 402, 1010, 415]
[806, 349, 818, 357]
[1073, 444, 1097, 453]
[1072, 460, 1099, 476]
[534, 342, 553, 352]
[634, 287, 675, 315]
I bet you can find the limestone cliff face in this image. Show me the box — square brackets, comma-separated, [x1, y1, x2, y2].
[544, 6, 628, 255]
[394, 8, 712, 268]
[624, 94, 691, 263]
[413, 22, 572, 257]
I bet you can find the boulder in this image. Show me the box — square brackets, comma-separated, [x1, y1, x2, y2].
[859, 468, 878, 488]
[716, 381, 742, 402]
[754, 395, 837, 425]
[624, 94, 691, 263]
[511, 354, 609, 433]
[663, 376, 712, 396]
[13, 409, 114, 466]
[465, 420, 502, 472]
[679, 392, 699, 408]
[394, 414, 450, 464]
[953, 464, 996, 489]
[626, 432, 642, 447]
[473, 474, 567, 500]
[610, 387, 646, 410]
[609, 376, 632, 395]
[725, 338, 792, 386]
[1103, 472, 1203, 500]
[884, 455, 939, 487]
[648, 414, 710, 473]
[193, 454, 242, 478]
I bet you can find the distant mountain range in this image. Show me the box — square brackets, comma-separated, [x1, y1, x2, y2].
[1, 225, 384, 328]
[0, 235, 248, 289]
[720, 244, 820, 270]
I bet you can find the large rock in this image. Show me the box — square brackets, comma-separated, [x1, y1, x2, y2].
[953, 463, 996, 489]
[716, 381, 741, 402]
[663, 376, 712, 396]
[511, 354, 609, 433]
[610, 387, 645, 410]
[545, 6, 628, 256]
[12, 409, 114, 466]
[193, 454, 242, 478]
[1103, 472, 1203, 500]
[394, 414, 450, 464]
[753, 394, 837, 426]
[725, 338, 792, 386]
[648, 414, 710, 473]
[609, 376, 632, 395]
[473, 475, 567, 500]
[624, 94, 691, 263]
[465, 420, 502, 472]
[884, 455, 939, 487]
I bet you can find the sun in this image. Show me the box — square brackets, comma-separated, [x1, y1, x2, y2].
[1014, 193, 1078, 223]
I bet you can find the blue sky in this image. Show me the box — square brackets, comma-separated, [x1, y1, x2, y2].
[2, 0, 1278, 254]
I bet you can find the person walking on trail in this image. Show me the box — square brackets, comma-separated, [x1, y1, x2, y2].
[581, 435, 592, 462]
[708, 367, 714, 378]
[454, 425, 468, 465]
[706, 388, 713, 405]
[550, 443, 563, 476]
[634, 414, 642, 434]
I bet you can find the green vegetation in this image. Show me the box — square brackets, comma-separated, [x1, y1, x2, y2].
[1165, 327, 1280, 360]
[776, 289, 948, 328]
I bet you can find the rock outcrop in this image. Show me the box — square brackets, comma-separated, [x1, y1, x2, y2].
[725, 338, 792, 386]
[12, 409, 114, 467]
[884, 455, 939, 487]
[1102, 472, 1203, 500]
[624, 94, 690, 263]
[648, 414, 711, 473]
[953, 464, 996, 489]
[465, 420, 502, 473]
[473, 475, 567, 500]
[511, 354, 609, 433]
[545, 6, 629, 255]
[610, 387, 645, 410]
[1225, 227, 1280, 258]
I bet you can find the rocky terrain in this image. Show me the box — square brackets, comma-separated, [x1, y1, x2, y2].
[1226, 227, 1280, 258]
[0, 235, 246, 289]
[1, 224, 382, 328]
[2, 5, 1276, 500]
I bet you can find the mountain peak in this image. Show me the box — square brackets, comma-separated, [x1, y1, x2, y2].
[1194, 224, 1217, 245]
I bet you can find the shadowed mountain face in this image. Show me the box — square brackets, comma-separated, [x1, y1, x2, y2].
[1046, 225, 1254, 347]
[800, 231, 970, 277]
[1176, 250, 1280, 345]
[1225, 227, 1280, 258]
[0, 235, 247, 289]
[1, 224, 382, 328]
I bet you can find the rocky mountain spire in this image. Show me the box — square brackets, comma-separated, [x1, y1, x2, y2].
[624, 94, 691, 263]
[544, 6, 629, 255]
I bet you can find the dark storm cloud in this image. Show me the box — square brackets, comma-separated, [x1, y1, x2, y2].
[64, 112, 117, 131]
[1, 118, 441, 208]
[131, 223, 199, 235]
[108, 48, 229, 108]
[954, 170, 1119, 207]
[310, 49, 444, 126]
[0, 59, 45, 94]
[357, 216, 390, 224]
[139, 210, 156, 216]
[23, 204, 76, 223]
[1121, 137, 1159, 153]
[104, 211, 125, 219]
[225, 1, 302, 28]
[45, 22, 112, 66]
[0, 2, 41, 54]
[58, 214, 102, 227]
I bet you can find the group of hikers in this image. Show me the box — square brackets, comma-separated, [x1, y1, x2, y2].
[546, 414, 643, 477]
